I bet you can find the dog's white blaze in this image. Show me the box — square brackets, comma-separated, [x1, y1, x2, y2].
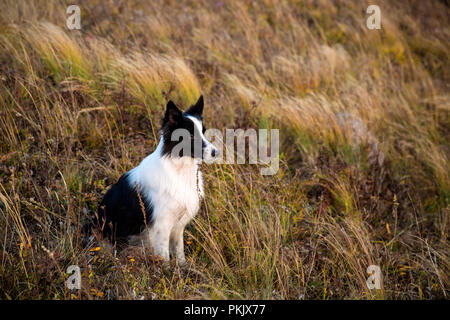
[185, 115, 206, 141]
[186, 115, 217, 161]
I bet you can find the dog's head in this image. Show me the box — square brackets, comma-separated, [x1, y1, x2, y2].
[161, 96, 218, 161]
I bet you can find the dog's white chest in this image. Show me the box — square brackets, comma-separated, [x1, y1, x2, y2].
[129, 151, 203, 222]
[163, 163, 202, 219]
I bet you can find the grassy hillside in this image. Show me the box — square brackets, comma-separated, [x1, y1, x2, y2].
[0, 0, 448, 299]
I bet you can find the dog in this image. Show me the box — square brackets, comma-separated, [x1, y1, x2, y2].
[87, 96, 218, 265]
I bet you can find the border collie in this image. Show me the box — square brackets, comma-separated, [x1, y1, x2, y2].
[88, 96, 217, 264]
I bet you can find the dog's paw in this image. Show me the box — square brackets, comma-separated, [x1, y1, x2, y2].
[177, 256, 186, 266]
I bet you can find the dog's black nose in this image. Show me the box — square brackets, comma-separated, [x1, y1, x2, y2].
[211, 149, 217, 157]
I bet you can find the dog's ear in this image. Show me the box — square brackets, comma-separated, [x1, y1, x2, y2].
[185, 95, 204, 118]
[164, 100, 182, 125]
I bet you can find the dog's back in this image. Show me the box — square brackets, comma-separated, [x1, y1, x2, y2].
[84, 172, 153, 244]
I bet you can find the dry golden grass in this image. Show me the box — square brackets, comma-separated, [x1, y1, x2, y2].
[0, 0, 448, 299]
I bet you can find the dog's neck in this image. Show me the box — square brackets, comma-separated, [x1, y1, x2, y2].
[130, 139, 201, 190]
[162, 154, 202, 201]
[164, 154, 198, 174]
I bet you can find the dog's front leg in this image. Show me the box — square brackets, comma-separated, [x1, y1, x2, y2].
[149, 219, 171, 262]
[170, 223, 186, 265]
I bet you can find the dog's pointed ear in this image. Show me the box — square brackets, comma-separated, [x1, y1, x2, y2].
[185, 95, 204, 118]
[164, 100, 182, 125]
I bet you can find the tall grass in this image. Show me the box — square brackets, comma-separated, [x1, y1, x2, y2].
[0, 0, 448, 299]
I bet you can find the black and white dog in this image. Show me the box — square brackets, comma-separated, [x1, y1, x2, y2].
[88, 96, 217, 264]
